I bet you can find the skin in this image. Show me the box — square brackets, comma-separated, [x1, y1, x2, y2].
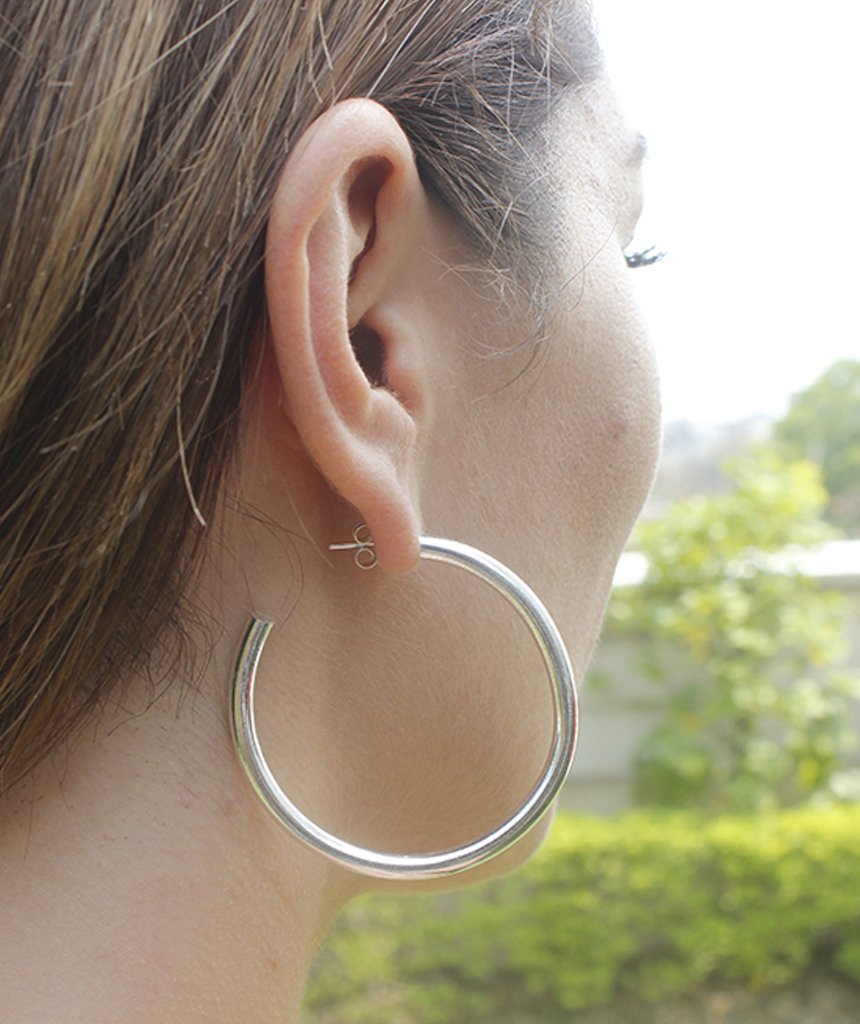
[0, 79, 659, 1023]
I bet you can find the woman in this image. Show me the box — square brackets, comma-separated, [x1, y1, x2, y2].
[0, 0, 660, 1020]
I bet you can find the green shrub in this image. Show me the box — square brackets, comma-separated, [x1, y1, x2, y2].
[606, 454, 860, 811]
[304, 806, 860, 1023]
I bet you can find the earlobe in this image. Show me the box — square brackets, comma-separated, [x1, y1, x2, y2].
[263, 100, 429, 571]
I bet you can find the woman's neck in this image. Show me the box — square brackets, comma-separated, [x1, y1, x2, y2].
[0, 647, 349, 1024]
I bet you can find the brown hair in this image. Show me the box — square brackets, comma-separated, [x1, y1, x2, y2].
[0, 0, 601, 790]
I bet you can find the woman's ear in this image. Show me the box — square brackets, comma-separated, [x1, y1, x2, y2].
[264, 99, 429, 571]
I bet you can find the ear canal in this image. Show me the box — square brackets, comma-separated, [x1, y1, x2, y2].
[350, 323, 387, 389]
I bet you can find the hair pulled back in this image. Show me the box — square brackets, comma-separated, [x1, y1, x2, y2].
[0, 0, 600, 790]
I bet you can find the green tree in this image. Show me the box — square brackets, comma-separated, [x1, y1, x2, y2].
[775, 359, 860, 534]
[608, 453, 859, 812]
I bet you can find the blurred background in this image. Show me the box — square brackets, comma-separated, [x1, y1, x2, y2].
[575, 0, 860, 808]
[601, 0, 859, 429]
[305, 3, 860, 1021]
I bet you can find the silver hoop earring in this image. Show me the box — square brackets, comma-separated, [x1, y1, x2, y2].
[231, 525, 578, 880]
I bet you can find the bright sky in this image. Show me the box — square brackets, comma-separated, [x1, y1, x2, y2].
[593, 0, 860, 425]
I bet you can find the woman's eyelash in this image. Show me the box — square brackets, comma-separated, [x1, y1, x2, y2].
[625, 245, 665, 269]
